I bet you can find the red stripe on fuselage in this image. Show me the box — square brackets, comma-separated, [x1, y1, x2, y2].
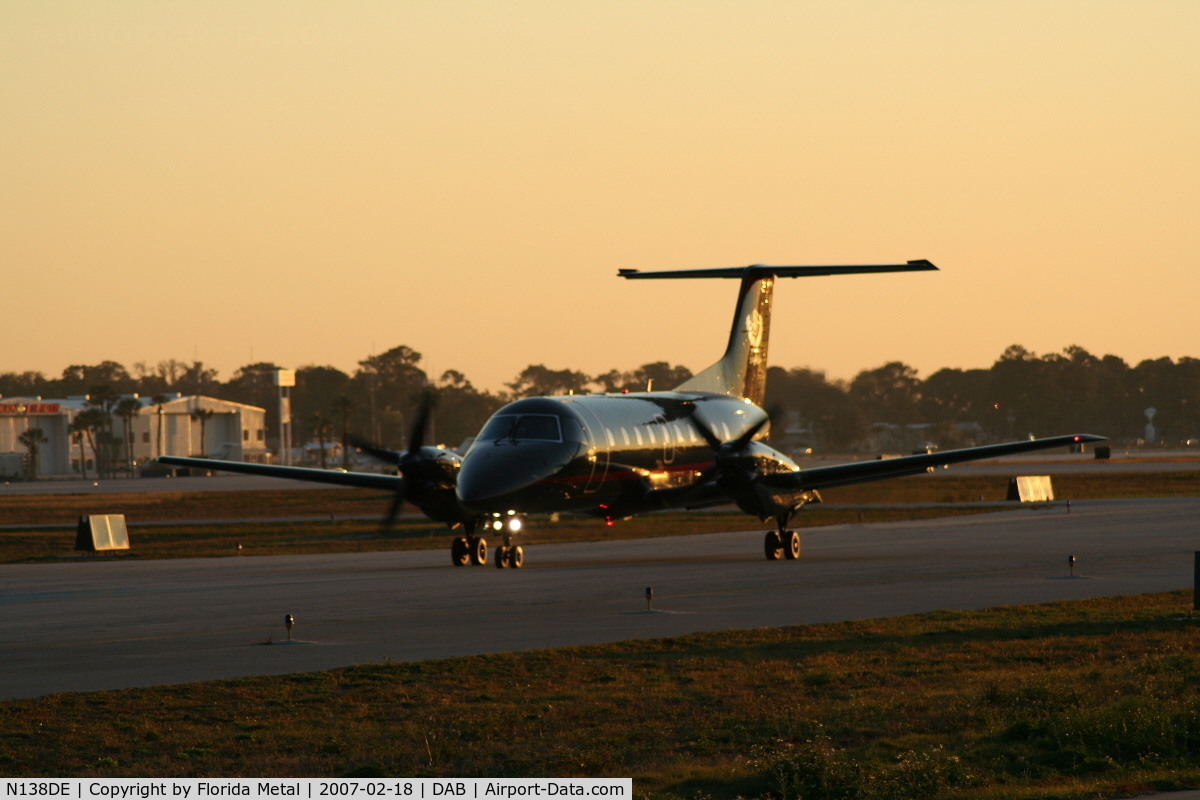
[533, 460, 713, 486]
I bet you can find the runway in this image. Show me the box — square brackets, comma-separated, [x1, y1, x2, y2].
[2, 496, 1197, 700]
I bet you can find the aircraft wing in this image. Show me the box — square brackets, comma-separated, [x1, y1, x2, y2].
[759, 434, 1107, 493]
[156, 456, 404, 491]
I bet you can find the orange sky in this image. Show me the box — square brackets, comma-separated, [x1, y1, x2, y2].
[3, 2, 1197, 392]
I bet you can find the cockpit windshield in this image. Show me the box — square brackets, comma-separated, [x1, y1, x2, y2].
[478, 414, 563, 442]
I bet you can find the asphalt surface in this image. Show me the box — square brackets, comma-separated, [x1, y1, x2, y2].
[2, 496, 1198, 700]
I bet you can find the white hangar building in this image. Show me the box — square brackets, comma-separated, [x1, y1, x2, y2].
[0, 394, 269, 478]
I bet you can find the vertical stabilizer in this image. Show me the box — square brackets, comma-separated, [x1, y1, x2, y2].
[672, 272, 773, 403]
[618, 260, 937, 404]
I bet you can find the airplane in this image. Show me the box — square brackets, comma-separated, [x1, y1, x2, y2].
[159, 260, 1105, 568]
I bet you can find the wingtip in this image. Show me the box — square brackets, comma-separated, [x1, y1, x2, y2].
[908, 259, 939, 270]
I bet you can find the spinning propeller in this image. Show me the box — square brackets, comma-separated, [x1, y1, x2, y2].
[682, 403, 781, 518]
[350, 392, 452, 531]
[686, 404, 772, 480]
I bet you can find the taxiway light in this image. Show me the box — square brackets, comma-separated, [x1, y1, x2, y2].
[284, 614, 295, 641]
[645, 587, 653, 610]
[1068, 555, 1076, 577]
[508, 518, 522, 532]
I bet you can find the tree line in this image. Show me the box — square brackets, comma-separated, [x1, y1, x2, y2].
[2, 343, 1196, 458]
[765, 345, 1199, 450]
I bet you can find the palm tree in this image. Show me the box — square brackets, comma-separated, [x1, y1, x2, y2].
[86, 385, 120, 477]
[17, 427, 48, 480]
[309, 412, 331, 469]
[69, 415, 92, 479]
[151, 393, 169, 458]
[331, 395, 354, 469]
[115, 398, 142, 476]
[73, 409, 106, 479]
[190, 407, 215, 457]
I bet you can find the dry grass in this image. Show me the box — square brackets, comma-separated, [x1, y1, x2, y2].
[1, 471, 1193, 529]
[3, 591, 1200, 800]
[819, 470, 1200, 504]
[0, 487, 389, 526]
[0, 507, 992, 563]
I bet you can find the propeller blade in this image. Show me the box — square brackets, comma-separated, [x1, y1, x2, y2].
[381, 490, 405, 532]
[407, 390, 436, 456]
[683, 405, 723, 450]
[347, 434, 402, 466]
[730, 415, 770, 451]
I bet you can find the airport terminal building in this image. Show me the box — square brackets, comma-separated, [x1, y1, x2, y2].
[0, 394, 268, 478]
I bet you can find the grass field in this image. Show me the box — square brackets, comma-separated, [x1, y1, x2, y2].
[1, 471, 1196, 528]
[0, 507, 994, 563]
[3, 591, 1200, 800]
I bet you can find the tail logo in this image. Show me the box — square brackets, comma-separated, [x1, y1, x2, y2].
[747, 308, 764, 349]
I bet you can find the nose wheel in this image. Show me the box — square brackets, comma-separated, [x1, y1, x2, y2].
[494, 544, 525, 569]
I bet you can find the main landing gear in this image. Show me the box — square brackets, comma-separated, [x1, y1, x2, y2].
[451, 534, 488, 566]
[764, 511, 801, 561]
[764, 530, 801, 560]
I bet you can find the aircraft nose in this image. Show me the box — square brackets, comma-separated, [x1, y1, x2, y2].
[456, 444, 565, 512]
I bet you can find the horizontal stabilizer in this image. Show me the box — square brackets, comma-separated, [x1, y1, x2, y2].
[619, 260, 936, 280]
[156, 456, 404, 491]
[759, 434, 1107, 493]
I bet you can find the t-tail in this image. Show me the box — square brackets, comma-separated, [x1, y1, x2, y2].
[619, 260, 938, 405]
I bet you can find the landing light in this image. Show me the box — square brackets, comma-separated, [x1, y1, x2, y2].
[492, 520, 503, 531]
[508, 518, 522, 532]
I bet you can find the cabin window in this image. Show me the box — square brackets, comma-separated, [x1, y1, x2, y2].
[720, 422, 732, 440]
[634, 427, 644, 445]
[647, 426, 656, 443]
[674, 424, 685, 444]
[621, 428, 630, 445]
[604, 428, 615, 447]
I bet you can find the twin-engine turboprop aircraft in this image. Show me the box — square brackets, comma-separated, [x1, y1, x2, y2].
[159, 261, 1105, 568]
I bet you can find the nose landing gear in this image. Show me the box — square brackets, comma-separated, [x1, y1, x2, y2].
[494, 542, 525, 569]
[453, 515, 525, 568]
[490, 513, 526, 569]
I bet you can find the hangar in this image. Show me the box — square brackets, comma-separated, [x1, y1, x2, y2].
[0, 394, 268, 478]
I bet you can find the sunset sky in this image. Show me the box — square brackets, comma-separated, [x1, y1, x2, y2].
[3, 2, 1197, 392]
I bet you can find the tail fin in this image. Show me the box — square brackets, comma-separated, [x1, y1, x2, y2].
[619, 260, 937, 405]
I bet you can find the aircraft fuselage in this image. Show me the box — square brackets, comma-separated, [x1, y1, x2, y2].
[455, 392, 797, 520]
